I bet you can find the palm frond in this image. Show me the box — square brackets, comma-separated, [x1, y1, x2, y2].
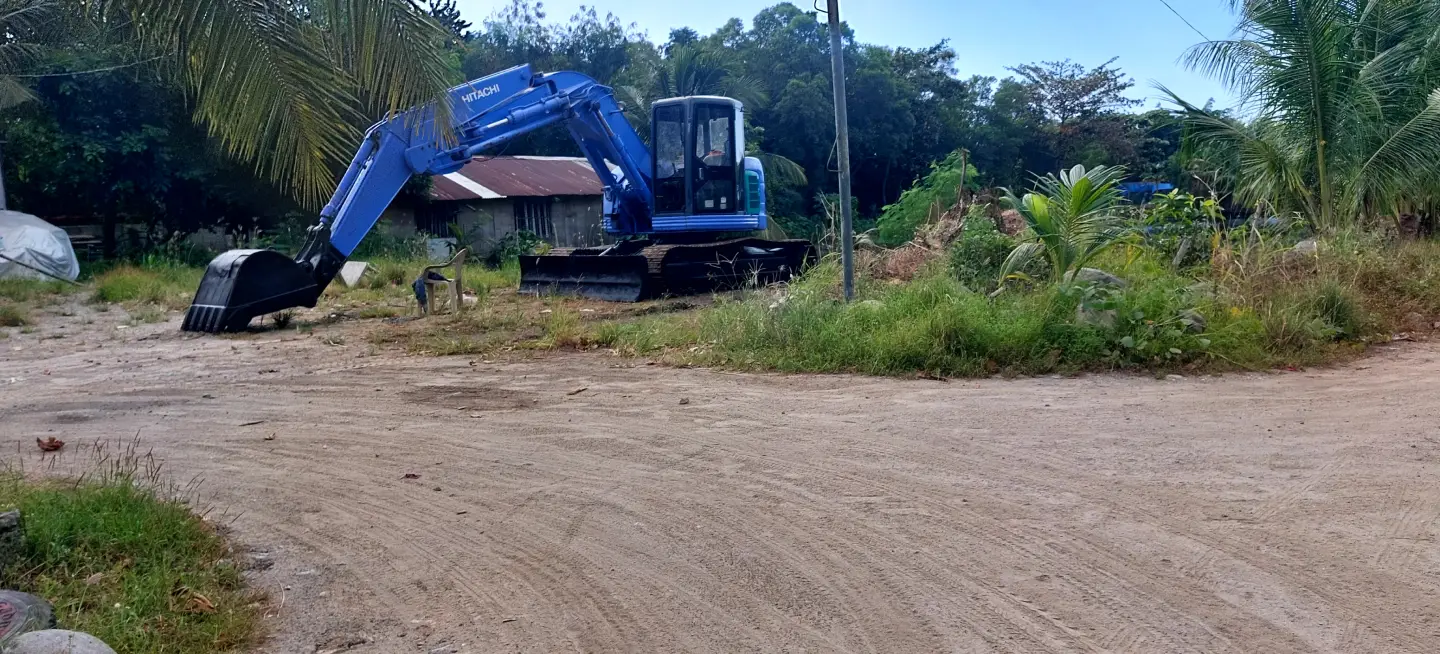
[108, 0, 454, 209]
[752, 152, 806, 186]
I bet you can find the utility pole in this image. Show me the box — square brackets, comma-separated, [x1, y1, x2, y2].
[825, 0, 854, 301]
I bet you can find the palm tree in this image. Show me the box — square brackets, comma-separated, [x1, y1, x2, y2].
[997, 164, 1131, 287]
[0, 0, 63, 109]
[80, 0, 456, 209]
[1170, 0, 1440, 230]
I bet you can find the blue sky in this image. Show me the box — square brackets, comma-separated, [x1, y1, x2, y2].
[454, 0, 1240, 109]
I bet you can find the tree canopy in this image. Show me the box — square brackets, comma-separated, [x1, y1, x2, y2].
[0, 0, 1186, 246]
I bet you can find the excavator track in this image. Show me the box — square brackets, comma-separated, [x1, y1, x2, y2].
[519, 238, 814, 302]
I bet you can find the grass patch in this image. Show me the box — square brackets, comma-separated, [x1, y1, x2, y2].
[596, 237, 1419, 377]
[0, 278, 74, 303]
[0, 442, 261, 653]
[129, 308, 168, 325]
[0, 304, 29, 327]
[92, 264, 203, 310]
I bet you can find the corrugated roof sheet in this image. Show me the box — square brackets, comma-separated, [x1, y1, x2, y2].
[430, 156, 603, 201]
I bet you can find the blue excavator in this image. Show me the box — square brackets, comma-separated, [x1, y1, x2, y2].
[182, 65, 813, 333]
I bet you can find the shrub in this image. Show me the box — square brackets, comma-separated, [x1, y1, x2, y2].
[367, 259, 411, 289]
[875, 150, 978, 245]
[484, 230, 548, 267]
[1138, 191, 1223, 269]
[949, 217, 1022, 292]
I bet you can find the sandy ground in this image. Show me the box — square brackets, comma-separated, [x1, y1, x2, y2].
[2, 304, 1438, 654]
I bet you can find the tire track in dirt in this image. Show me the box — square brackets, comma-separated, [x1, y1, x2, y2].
[4, 313, 1440, 652]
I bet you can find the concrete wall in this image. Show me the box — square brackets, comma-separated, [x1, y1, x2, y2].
[452, 196, 608, 252]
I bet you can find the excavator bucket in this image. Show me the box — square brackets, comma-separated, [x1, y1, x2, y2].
[518, 249, 651, 302]
[181, 249, 321, 333]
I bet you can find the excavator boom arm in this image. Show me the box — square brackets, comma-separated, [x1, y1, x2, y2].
[324, 66, 654, 255]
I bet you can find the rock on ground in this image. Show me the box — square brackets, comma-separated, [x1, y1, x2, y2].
[1178, 308, 1208, 333]
[0, 510, 22, 570]
[8, 630, 116, 654]
[0, 590, 57, 647]
[1063, 267, 1128, 288]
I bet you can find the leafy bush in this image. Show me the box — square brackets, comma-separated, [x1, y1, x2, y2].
[484, 230, 548, 267]
[875, 150, 978, 246]
[624, 258, 1228, 376]
[949, 216, 1021, 292]
[1138, 191, 1223, 268]
[350, 219, 428, 259]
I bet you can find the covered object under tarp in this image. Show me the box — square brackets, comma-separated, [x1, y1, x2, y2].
[0, 211, 79, 281]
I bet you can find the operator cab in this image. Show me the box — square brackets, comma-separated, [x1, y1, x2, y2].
[651, 96, 746, 217]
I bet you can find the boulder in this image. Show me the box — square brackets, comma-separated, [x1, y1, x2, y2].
[0, 591, 57, 648]
[1178, 309, 1208, 333]
[1292, 239, 1319, 255]
[1184, 281, 1219, 298]
[1401, 312, 1426, 333]
[338, 261, 370, 288]
[0, 510, 21, 568]
[8, 630, 116, 654]
[1075, 305, 1117, 329]
[1063, 268, 1128, 288]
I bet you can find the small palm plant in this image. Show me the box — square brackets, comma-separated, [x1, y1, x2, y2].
[996, 164, 1131, 289]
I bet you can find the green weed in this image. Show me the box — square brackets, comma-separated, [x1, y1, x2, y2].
[0, 440, 262, 653]
[0, 278, 73, 303]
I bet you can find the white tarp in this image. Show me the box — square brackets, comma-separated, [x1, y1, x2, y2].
[0, 211, 80, 281]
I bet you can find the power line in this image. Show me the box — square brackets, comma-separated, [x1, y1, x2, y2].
[1157, 0, 1211, 41]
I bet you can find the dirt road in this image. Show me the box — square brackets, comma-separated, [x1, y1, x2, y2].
[3, 308, 1438, 653]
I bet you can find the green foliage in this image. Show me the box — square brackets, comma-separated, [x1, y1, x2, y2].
[0, 278, 73, 303]
[999, 164, 1133, 285]
[631, 259, 1227, 376]
[0, 444, 260, 653]
[350, 220, 428, 260]
[593, 230, 1440, 377]
[876, 150, 977, 245]
[0, 46, 301, 248]
[484, 230, 547, 267]
[948, 214, 1021, 291]
[1138, 191, 1223, 268]
[366, 259, 412, 289]
[90, 0, 455, 209]
[1173, 0, 1440, 229]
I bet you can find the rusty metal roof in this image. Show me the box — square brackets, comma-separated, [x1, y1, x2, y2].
[429, 156, 603, 201]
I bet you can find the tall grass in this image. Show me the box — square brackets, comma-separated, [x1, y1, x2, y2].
[0, 440, 261, 653]
[91, 264, 204, 310]
[598, 233, 1431, 377]
[0, 278, 74, 303]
